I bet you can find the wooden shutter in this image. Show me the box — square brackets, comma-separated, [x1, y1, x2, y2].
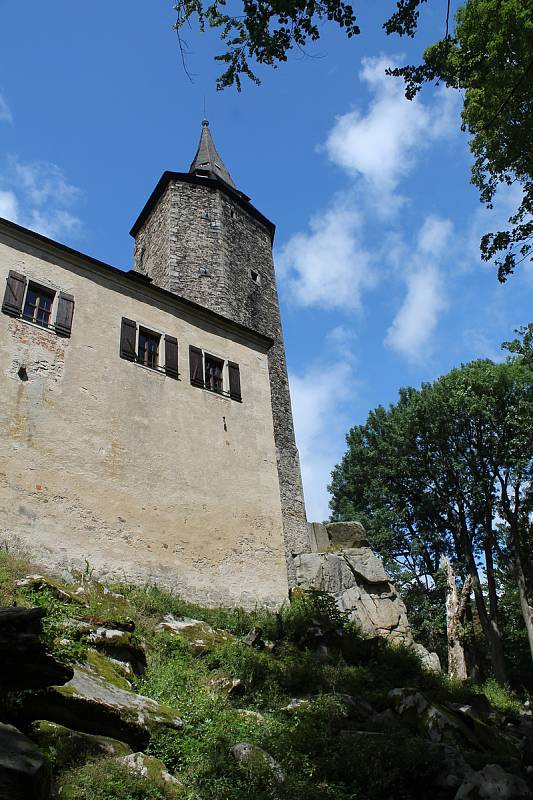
[189, 345, 204, 387]
[120, 317, 137, 361]
[2, 271, 27, 317]
[164, 335, 179, 379]
[55, 292, 75, 337]
[228, 361, 242, 401]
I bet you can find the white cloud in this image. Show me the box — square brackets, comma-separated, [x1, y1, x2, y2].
[10, 158, 81, 207]
[0, 190, 18, 222]
[289, 362, 352, 522]
[290, 334, 359, 521]
[276, 194, 374, 311]
[385, 215, 451, 362]
[0, 157, 82, 241]
[323, 56, 458, 215]
[0, 95, 12, 124]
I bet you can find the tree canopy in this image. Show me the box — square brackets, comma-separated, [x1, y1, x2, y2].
[174, 0, 532, 280]
[329, 344, 533, 682]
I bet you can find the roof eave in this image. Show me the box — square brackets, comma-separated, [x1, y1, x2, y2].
[129, 171, 276, 243]
[0, 215, 274, 350]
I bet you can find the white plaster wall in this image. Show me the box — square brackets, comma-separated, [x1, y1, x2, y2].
[0, 229, 289, 608]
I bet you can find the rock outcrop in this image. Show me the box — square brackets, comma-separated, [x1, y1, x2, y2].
[0, 722, 51, 800]
[0, 607, 74, 689]
[295, 521, 440, 669]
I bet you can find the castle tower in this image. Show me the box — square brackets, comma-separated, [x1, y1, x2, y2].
[130, 120, 310, 582]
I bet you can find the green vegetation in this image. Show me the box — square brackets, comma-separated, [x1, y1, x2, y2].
[1, 547, 530, 799]
[330, 341, 533, 687]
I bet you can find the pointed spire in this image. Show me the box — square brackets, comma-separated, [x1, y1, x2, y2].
[189, 119, 237, 190]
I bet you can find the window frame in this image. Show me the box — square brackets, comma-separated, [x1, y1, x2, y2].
[22, 281, 56, 328]
[137, 326, 162, 371]
[204, 352, 225, 395]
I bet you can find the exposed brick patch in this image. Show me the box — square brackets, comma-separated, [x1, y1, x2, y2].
[9, 318, 66, 359]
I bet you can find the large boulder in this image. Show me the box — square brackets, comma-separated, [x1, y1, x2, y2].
[293, 550, 412, 644]
[116, 752, 183, 797]
[155, 615, 234, 656]
[26, 662, 182, 749]
[231, 742, 286, 785]
[0, 722, 51, 800]
[0, 606, 74, 690]
[31, 720, 131, 768]
[455, 763, 533, 799]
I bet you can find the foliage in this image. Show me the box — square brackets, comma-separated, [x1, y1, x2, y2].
[329, 354, 533, 680]
[1, 548, 530, 798]
[476, 678, 522, 716]
[389, 0, 533, 281]
[57, 760, 175, 800]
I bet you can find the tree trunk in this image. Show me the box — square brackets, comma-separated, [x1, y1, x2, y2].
[457, 511, 508, 684]
[442, 557, 471, 680]
[483, 531, 508, 682]
[510, 523, 533, 664]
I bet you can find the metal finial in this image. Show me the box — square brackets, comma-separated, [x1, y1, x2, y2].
[202, 118, 209, 127]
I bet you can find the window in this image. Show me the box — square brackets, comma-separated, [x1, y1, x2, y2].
[250, 269, 261, 286]
[205, 354, 224, 393]
[189, 345, 242, 402]
[120, 317, 178, 379]
[1, 271, 75, 337]
[138, 328, 160, 369]
[22, 283, 55, 327]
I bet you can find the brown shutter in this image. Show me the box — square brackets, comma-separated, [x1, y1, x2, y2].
[2, 271, 27, 317]
[55, 292, 75, 337]
[120, 317, 137, 361]
[228, 361, 242, 401]
[164, 335, 179, 379]
[189, 345, 204, 387]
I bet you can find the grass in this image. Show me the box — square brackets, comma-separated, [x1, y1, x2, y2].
[0, 545, 529, 800]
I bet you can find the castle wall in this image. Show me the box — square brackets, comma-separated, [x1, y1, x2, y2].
[133, 179, 310, 581]
[0, 228, 289, 608]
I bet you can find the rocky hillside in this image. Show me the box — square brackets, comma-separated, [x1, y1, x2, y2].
[1, 548, 533, 800]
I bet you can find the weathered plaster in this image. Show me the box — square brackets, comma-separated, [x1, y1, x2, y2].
[0, 232, 288, 608]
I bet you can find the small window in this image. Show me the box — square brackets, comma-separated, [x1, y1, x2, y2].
[205, 354, 224, 393]
[250, 269, 261, 286]
[22, 283, 55, 327]
[138, 328, 160, 370]
[2, 272, 75, 336]
[189, 345, 242, 401]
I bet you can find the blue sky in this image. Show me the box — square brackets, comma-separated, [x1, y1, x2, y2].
[1, 2, 530, 521]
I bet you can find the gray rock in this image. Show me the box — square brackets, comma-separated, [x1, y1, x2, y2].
[454, 763, 533, 799]
[28, 663, 182, 748]
[242, 627, 264, 648]
[388, 688, 429, 720]
[155, 615, 233, 656]
[117, 752, 182, 794]
[307, 522, 331, 553]
[31, 720, 131, 768]
[325, 521, 369, 549]
[412, 643, 442, 673]
[293, 550, 412, 643]
[0, 722, 51, 800]
[86, 626, 146, 675]
[428, 743, 474, 792]
[208, 676, 244, 697]
[231, 742, 286, 785]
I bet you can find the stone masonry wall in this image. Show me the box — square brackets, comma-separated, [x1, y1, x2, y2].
[133, 180, 310, 582]
[133, 184, 172, 288]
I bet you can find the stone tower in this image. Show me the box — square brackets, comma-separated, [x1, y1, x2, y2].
[130, 120, 309, 582]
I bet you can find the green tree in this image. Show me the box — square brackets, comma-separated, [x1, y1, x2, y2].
[329, 355, 533, 683]
[390, 0, 533, 282]
[174, 0, 532, 280]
